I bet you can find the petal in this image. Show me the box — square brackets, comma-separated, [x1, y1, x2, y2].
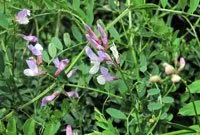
[58, 59, 69, 71]
[85, 46, 101, 62]
[28, 45, 42, 56]
[84, 24, 101, 44]
[53, 57, 60, 68]
[97, 51, 112, 62]
[23, 69, 36, 76]
[110, 44, 120, 64]
[26, 59, 37, 71]
[16, 9, 30, 25]
[66, 125, 73, 135]
[89, 61, 100, 74]
[97, 75, 106, 85]
[21, 34, 38, 42]
[41, 91, 59, 106]
[35, 43, 43, 51]
[178, 57, 185, 72]
[97, 24, 108, 49]
[100, 67, 109, 76]
[85, 34, 104, 50]
[66, 91, 79, 98]
[67, 69, 77, 78]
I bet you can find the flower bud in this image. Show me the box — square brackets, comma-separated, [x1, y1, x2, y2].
[177, 57, 185, 72]
[171, 74, 181, 83]
[149, 75, 161, 83]
[162, 63, 175, 75]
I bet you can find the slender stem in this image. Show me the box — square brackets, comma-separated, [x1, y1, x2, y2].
[147, 111, 162, 135]
[65, 83, 122, 99]
[55, 11, 60, 37]
[165, 121, 197, 132]
[18, 82, 56, 110]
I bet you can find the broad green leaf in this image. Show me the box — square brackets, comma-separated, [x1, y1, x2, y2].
[162, 96, 174, 104]
[6, 117, 16, 135]
[51, 37, 63, 50]
[43, 121, 60, 135]
[148, 102, 163, 111]
[106, 108, 126, 119]
[0, 12, 8, 29]
[23, 119, 36, 135]
[188, 80, 200, 93]
[0, 50, 5, 73]
[0, 121, 6, 134]
[179, 100, 200, 116]
[178, 0, 188, 10]
[48, 43, 57, 58]
[63, 33, 71, 46]
[147, 88, 160, 96]
[108, 26, 120, 41]
[161, 0, 168, 8]
[42, 51, 50, 63]
[73, 0, 80, 10]
[108, 0, 117, 9]
[86, 0, 94, 25]
[188, 0, 199, 13]
[71, 25, 82, 42]
[139, 54, 147, 72]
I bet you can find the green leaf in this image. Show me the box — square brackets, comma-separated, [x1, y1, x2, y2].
[71, 25, 82, 42]
[86, 0, 94, 25]
[106, 108, 126, 119]
[147, 88, 160, 96]
[179, 100, 200, 116]
[43, 121, 60, 135]
[0, 12, 8, 29]
[188, 80, 200, 93]
[51, 37, 63, 50]
[162, 96, 174, 104]
[188, 0, 199, 13]
[0, 50, 5, 73]
[42, 51, 50, 63]
[0, 121, 6, 134]
[63, 33, 71, 46]
[178, 0, 188, 10]
[148, 102, 163, 111]
[108, 26, 120, 41]
[23, 119, 36, 135]
[73, 0, 80, 10]
[139, 53, 147, 72]
[6, 117, 16, 135]
[48, 43, 57, 58]
[160, 0, 168, 8]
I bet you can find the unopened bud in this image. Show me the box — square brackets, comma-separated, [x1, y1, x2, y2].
[163, 63, 175, 75]
[177, 57, 185, 72]
[149, 75, 161, 83]
[171, 74, 181, 83]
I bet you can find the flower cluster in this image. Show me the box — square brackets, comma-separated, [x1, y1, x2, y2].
[149, 57, 185, 83]
[84, 23, 120, 85]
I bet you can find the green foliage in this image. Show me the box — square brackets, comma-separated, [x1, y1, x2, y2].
[179, 100, 200, 116]
[106, 108, 126, 120]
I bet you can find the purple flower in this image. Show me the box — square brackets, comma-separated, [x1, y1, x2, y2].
[24, 57, 44, 76]
[97, 24, 108, 49]
[84, 24, 101, 44]
[67, 69, 77, 78]
[85, 34, 104, 50]
[28, 43, 43, 56]
[53, 57, 69, 76]
[41, 91, 60, 106]
[21, 34, 38, 42]
[65, 91, 79, 98]
[15, 9, 30, 25]
[97, 67, 119, 85]
[66, 125, 77, 135]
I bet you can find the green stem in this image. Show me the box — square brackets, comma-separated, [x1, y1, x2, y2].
[18, 82, 56, 110]
[65, 83, 122, 99]
[147, 111, 162, 135]
[55, 11, 60, 37]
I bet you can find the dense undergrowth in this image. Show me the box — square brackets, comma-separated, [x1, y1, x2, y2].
[0, 0, 200, 135]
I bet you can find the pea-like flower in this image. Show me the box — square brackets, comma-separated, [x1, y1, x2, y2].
[53, 57, 69, 76]
[110, 43, 120, 64]
[21, 34, 38, 42]
[16, 9, 30, 25]
[97, 23, 108, 49]
[28, 43, 43, 65]
[97, 67, 119, 85]
[24, 57, 44, 76]
[41, 91, 60, 106]
[66, 125, 77, 135]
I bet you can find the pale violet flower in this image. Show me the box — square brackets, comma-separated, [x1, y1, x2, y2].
[110, 43, 120, 64]
[97, 67, 119, 85]
[84, 24, 101, 44]
[41, 91, 60, 106]
[89, 61, 100, 74]
[85, 34, 104, 50]
[24, 57, 44, 76]
[21, 34, 38, 42]
[16, 9, 30, 25]
[28, 43, 43, 56]
[177, 57, 185, 72]
[53, 57, 69, 76]
[67, 69, 77, 78]
[66, 125, 77, 135]
[65, 91, 79, 98]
